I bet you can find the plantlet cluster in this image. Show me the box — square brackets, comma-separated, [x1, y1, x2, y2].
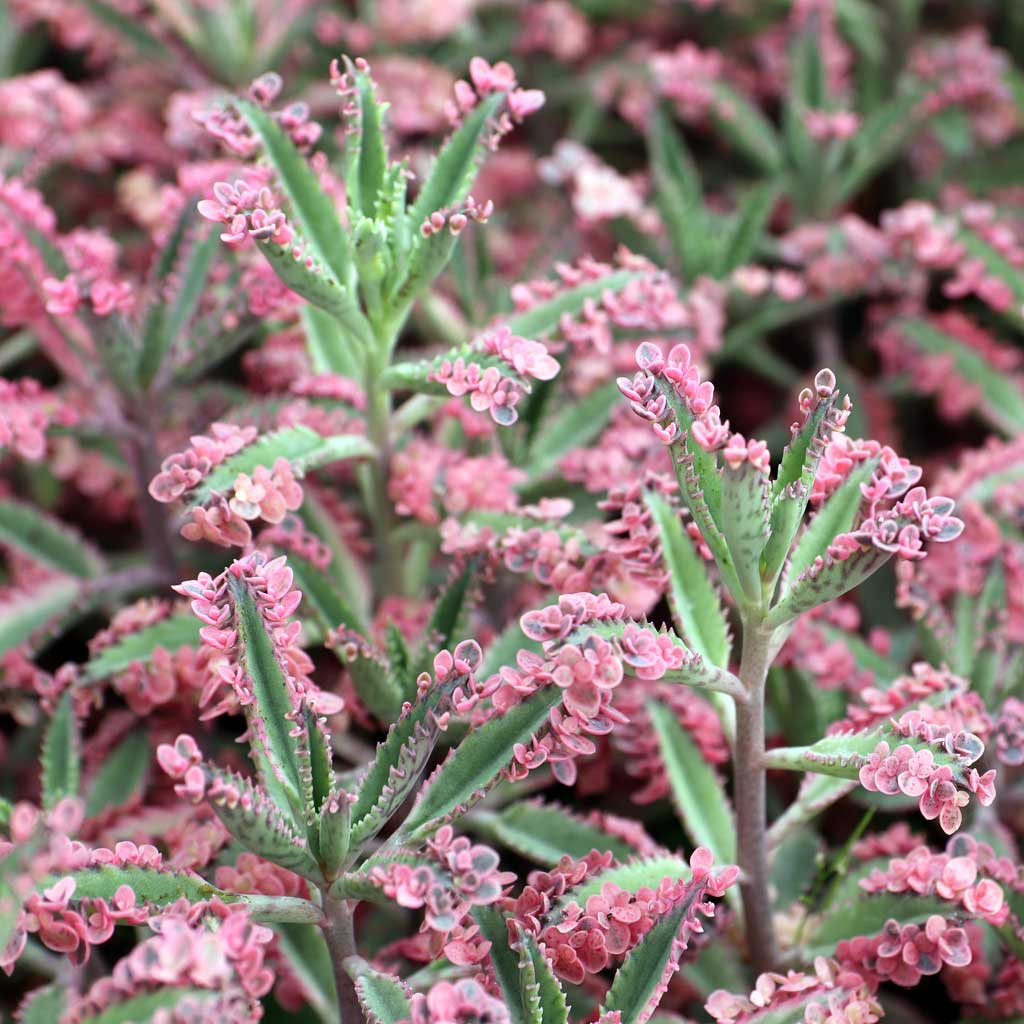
[5, 2, 1024, 1023]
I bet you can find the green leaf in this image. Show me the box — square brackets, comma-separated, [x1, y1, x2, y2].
[557, 856, 692, 908]
[41, 690, 79, 810]
[80, 0, 165, 59]
[285, 550, 369, 640]
[645, 492, 730, 668]
[402, 684, 566, 836]
[381, 346, 533, 404]
[0, 499, 103, 579]
[407, 92, 505, 240]
[520, 931, 568, 1024]
[418, 559, 478, 666]
[475, 906, 533, 1024]
[75, 990, 218, 1024]
[468, 800, 639, 866]
[503, 269, 643, 340]
[84, 732, 150, 818]
[229, 575, 307, 821]
[37, 862, 227, 906]
[648, 702, 736, 868]
[236, 99, 351, 282]
[0, 576, 82, 656]
[720, 462, 771, 601]
[765, 721, 976, 787]
[348, 650, 489, 845]
[599, 884, 707, 1024]
[347, 959, 412, 1024]
[783, 457, 878, 594]
[300, 304, 363, 378]
[82, 614, 202, 682]
[709, 82, 784, 173]
[344, 58, 390, 219]
[898, 317, 1024, 434]
[648, 107, 707, 277]
[526, 382, 621, 478]
[139, 219, 219, 388]
[833, 87, 926, 205]
[805, 892, 949, 957]
[208, 767, 322, 880]
[275, 923, 338, 1024]
[28, 861, 318, 923]
[258, 237, 373, 347]
[186, 426, 375, 509]
[16, 984, 67, 1024]
[721, 182, 781, 274]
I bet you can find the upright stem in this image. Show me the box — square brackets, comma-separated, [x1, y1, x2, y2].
[321, 896, 364, 1024]
[363, 345, 402, 596]
[124, 424, 178, 584]
[734, 619, 778, 973]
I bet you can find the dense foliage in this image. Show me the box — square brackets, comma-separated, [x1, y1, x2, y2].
[5, 2, 1024, 1022]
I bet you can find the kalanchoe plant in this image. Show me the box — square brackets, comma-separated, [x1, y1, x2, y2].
[8, 3, 1024, 1023]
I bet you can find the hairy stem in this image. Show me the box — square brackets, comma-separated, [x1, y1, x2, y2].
[734, 620, 778, 973]
[321, 896, 364, 1024]
[364, 347, 403, 597]
[124, 428, 178, 584]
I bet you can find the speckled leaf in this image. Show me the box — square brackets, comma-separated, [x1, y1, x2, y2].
[645, 491, 730, 668]
[41, 690, 79, 810]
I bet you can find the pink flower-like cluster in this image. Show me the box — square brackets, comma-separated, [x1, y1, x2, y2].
[722, 433, 771, 474]
[173, 552, 342, 722]
[414, 639, 492, 724]
[811, 433, 921, 509]
[485, 636, 626, 786]
[441, 508, 602, 594]
[369, 826, 514, 966]
[831, 663, 969, 734]
[619, 341, 729, 451]
[0, 378, 75, 460]
[855, 713, 994, 834]
[63, 906, 274, 1024]
[197, 177, 293, 247]
[402, 978, 511, 1024]
[428, 326, 559, 427]
[520, 591, 626, 644]
[42, 272, 134, 318]
[446, 57, 546, 134]
[149, 422, 258, 504]
[836, 915, 973, 988]
[510, 251, 708, 366]
[0, 819, 205, 973]
[506, 846, 736, 986]
[829, 486, 965, 563]
[706, 957, 880, 1023]
[197, 71, 321, 157]
[183, 458, 303, 549]
[420, 195, 494, 238]
[875, 311, 1022, 424]
[601, 473, 678, 587]
[215, 851, 307, 900]
[390, 441, 524, 525]
[804, 109, 861, 141]
[860, 843, 1007, 925]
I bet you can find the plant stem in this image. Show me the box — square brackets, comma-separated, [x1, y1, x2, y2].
[363, 346, 403, 597]
[321, 896, 364, 1024]
[125, 428, 178, 584]
[734, 619, 778, 973]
